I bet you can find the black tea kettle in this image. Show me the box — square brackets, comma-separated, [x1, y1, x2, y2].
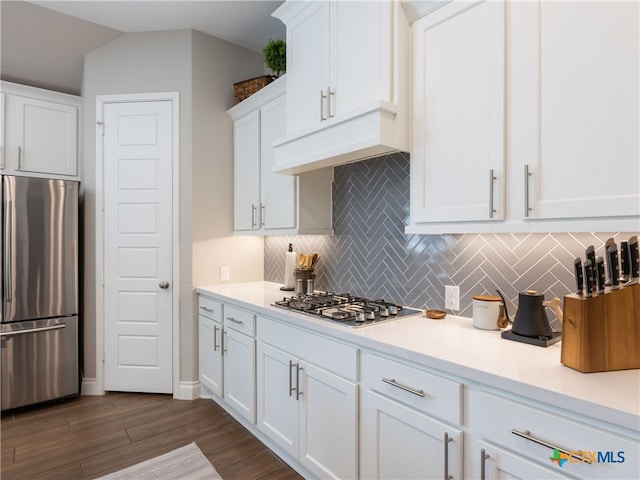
[496, 290, 563, 347]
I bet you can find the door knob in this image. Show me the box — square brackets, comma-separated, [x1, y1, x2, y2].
[159, 281, 170, 289]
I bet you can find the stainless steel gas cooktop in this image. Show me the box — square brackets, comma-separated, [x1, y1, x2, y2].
[272, 292, 422, 328]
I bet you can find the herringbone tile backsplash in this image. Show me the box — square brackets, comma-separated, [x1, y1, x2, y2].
[264, 152, 635, 324]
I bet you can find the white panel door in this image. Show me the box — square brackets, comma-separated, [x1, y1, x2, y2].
[261, 94, 296, 231]
[104, 100, 173, 393]
[233, 110, 260, 231]
[299, 362, 358, 480]
[222, 328, 256, 423]
[411, 0, 505, 223]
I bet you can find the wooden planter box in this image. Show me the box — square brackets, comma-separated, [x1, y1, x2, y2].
[233, 75, 274, 104]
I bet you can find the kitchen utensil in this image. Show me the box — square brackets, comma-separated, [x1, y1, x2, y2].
[626, 236, 639, 285]
[606, 244, 620, 290]
[596, 257, 605, 294]
[584, 259, 594, 297]
[496, 290, 562, 347]
[620, 241, 630, 283]
[573, 257, 584, 294]
[585, 245, 596, 271]
[472, 295, 503, 330]
[604, 238, 615, 286]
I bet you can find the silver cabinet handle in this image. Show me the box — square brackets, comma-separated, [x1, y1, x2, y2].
[489, 169, 496, 219]
[213, 324, 219, 352]
[17, 146, 22, 170]
[251, 204, 257, 228]
[327, 87, 335, 118]
[199, 306, 213, 313]
[4, 200, 12, 302]
[289, 360, 296, 397]
[0, 323, 65, 337]
[382, 377, 425, 397]
[524, 164, 531, 217]
[511, 429, 589, 463]
[320, 89, 327, 121]
[480, 449, 489, 480]
[222, 329, 227, 354]
[225, 316, 243, 325]
[296, 363, 303, 400]
[444, 432, 453, 480]
[260, 203, 265, 227]
[159, 281, 170, 289]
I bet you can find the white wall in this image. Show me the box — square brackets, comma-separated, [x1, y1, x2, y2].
[81, 29, 264, 390]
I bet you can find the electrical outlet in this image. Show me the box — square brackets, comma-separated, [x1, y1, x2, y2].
[445, 285, 460, 310]
[220, 266, 230, 282]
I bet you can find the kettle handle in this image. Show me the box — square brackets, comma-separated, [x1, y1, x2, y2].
[495, 290, 512, 324]
[543, 297, 563, 323]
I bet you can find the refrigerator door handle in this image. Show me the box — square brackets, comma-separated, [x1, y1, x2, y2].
[3, 199, 11, 302]
[0, 323, 65, 338]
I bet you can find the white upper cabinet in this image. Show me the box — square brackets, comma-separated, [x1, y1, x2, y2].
[228, 77, 333, 235]
[1, 82, 80, 179]
[411, 0, 505, 224]
[271, 0, 410, 174]
[513, 0, 639, 223]
[407, 0, 640, 234]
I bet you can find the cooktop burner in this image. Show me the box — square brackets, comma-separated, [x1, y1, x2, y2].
[272, 292, 422, 327]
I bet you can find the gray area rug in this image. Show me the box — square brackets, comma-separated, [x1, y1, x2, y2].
[96, 442, 222, 480]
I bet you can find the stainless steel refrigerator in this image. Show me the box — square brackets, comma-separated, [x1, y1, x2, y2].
[1, 175, 79, 411]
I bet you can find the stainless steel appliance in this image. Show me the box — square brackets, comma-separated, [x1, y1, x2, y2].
[1, 175, 79, 410]
[273, 292, 422, 327]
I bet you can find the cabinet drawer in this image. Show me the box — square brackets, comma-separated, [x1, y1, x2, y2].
[477, 392, 639, 479]
[224, 304, 256, 337]
[198, 295, 222, 321]
[258, 316, 358, 381]
[362, 352, 462, 426]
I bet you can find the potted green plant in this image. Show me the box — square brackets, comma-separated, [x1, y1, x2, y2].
[262, 39, 286, 78]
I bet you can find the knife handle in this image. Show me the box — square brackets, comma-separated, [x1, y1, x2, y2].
[629, 236, 639, 278]
[620, 241, 630, 280]
[584, 259, 594, 297]
[607, 245, 620, 290]
[574, 257, 584, 294]
[596, 257, 605, 294]
[585, 245, 596, 266]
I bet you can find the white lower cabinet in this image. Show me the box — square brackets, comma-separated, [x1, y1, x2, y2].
[360, 352, 463, 480]
[257, 317, 358, 479]
[471, 391, 640, 480]
[197, 294, 256, 423]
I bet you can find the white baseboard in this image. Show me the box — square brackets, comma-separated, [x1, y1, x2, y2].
[174, 380, 201, 400]
[81, 377, 103, 396]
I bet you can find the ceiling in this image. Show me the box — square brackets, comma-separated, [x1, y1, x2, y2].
[1, 0, 285, 95]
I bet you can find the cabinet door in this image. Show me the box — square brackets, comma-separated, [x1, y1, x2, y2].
[256, 341, 299, 458]
[332, 0, 394, 116]
[233, 110, 261, 231]
[477, 441, 572, 480]
[223, 328, 256, 423]
[199, 316, 223, 397]
[299, 362, 358, 480]
[360, 390, 463, 480]
[260, 95, 297, 231]
[515, 1, 639, 220]
[5, 95, 78, 176]
[285, 0, 330, 132]
[411, 0, 505, 223]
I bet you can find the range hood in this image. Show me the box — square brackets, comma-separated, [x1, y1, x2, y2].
[271, 100, 408, 175]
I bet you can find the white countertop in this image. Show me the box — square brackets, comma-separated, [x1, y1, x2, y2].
[196, 281, 640, 431]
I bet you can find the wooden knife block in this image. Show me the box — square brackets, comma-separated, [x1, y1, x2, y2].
[561, 283, 640, 373]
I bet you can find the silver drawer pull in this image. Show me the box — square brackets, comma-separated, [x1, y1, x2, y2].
[199, 306, 214, 312]
[226, 316, 244, 325]
[480, 449, 490, 480]
[1, 324, 65, 337]
[511, 429, 590, 464]
[382, 378, 425, 397]
[444, 432, 453, 480]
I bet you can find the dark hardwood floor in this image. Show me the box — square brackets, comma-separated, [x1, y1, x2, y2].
[0, 392, 304, 480]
